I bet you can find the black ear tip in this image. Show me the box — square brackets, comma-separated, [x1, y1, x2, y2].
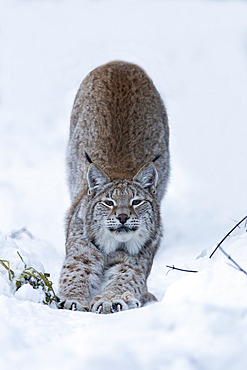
[153, 154, 161, 163]
[85, 152, 93, 164]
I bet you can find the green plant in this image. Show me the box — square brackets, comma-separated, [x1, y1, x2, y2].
[0, 252, 57, 305]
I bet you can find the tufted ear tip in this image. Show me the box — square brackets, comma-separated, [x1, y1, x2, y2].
[87, 164, 110, 195]
[133, 162, 158, 194]
[85, 152, 93, 164]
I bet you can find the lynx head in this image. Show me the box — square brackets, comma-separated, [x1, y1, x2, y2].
[83, 160, 160, 255]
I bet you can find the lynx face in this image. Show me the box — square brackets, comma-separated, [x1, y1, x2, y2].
[85, 181, 155, 255]
[83, 162, 159, 255]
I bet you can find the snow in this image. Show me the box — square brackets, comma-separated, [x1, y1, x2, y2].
[0, 0, 247, 369]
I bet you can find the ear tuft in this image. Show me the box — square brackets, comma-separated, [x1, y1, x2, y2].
[87, 164, 110, 195]
[85, 152, 93, 164]
[133, 162, 158, 194]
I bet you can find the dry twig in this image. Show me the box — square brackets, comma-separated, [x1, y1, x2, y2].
[209, 215, 247, 259]
[166, 215, 247, 277]
[216, 246, 247, 276]
[208, 215, 247, 275]
[166, 265, 198, 274]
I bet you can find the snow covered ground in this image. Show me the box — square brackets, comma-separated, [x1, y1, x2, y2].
[0, 0, 247, 369]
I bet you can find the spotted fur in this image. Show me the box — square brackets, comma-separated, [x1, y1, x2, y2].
[58, 61, 170, 313]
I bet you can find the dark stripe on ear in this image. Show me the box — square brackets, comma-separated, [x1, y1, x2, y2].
[85, 152, 93, 164]
[153, 154, 161, 163]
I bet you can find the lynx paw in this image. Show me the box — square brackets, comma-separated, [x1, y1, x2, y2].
[56, 297, 90, 312]
[91, 291, 141, 314]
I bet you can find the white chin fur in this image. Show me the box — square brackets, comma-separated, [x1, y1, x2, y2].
[111, 230, 134, 242]
[95, 228, 149, 256]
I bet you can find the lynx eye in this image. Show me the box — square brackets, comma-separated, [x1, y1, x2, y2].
[131, 199, 143, 206]
[103, 200, 114, 207]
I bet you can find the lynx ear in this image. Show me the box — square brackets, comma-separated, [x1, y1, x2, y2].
[133, 162, 158, 194]
[87, 164, 110, 195]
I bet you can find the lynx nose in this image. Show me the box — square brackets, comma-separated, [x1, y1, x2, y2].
[117, 214, 129, 225]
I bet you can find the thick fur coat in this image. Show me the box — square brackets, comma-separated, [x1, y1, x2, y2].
[58, 61, 170, 313]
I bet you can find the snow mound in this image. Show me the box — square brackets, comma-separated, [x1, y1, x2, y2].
[0, 228, 247, 369]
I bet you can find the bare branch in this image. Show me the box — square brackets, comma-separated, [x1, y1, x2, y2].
[209, 215, 247, 259]
[166, 215, 247, 278]
[218, 246, 247, 276]
[166, 265, 198, 274]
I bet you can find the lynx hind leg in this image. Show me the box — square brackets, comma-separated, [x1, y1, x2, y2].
[91, 291, 141, 314]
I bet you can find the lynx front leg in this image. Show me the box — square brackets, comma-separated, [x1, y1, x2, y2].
[58, 240, 104, 312]
[91, 251, 155, 314]
[91, 291, 141, 314]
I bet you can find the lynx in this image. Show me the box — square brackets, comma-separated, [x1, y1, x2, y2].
[58, 61, 170, 314]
